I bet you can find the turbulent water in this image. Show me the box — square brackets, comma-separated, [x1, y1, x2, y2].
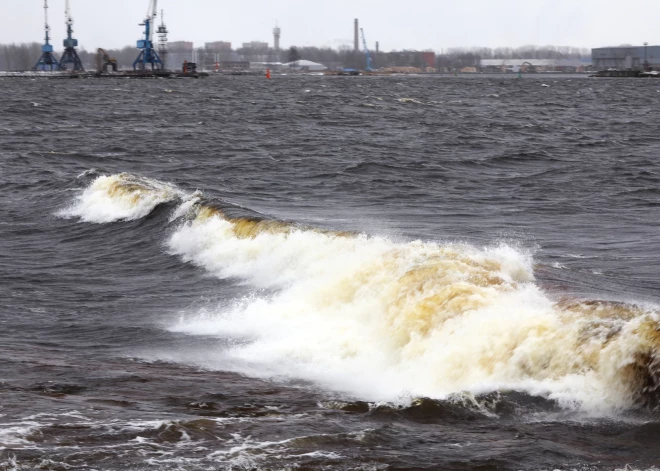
[1, 74, 660, 470]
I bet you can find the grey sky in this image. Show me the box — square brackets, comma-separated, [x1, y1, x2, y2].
[1, 0, 656, 51]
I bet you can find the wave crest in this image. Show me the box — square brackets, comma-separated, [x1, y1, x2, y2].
[58, 173, 182, 223]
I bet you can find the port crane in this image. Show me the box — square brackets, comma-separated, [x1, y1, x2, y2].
[133, 0, 164, 71]
[34, 0, 60, 71]
[360, 28, 373, 72]
[59, 0, 84, 71]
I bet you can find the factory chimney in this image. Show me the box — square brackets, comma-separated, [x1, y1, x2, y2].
[273, 22, 281, 51]
[354, 19, 359, 52]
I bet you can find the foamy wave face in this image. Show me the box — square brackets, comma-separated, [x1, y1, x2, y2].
[166, 208, 660, 413]
[59, 173, 660, 413]
[58, 173, 183, 223]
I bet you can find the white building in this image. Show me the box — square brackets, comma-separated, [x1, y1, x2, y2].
[480, 58, 591, 73]
[284, 60, 327, 71]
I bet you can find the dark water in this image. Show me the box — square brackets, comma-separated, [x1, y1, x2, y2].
[1, 75, 660, 470]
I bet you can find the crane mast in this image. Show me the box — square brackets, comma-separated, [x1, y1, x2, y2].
[59, 0, 84, 71]
[65, 0, 72, 26]
[34, 0, 60, 70]
[148, 0, 157, 44]
[360, 28, 373, 72]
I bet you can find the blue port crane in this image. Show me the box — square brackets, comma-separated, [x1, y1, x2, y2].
[34, 0, 60, 71]
[59, 0, 84, 71]
[360, 27, 373, 72]
[133, 0, 164, 71]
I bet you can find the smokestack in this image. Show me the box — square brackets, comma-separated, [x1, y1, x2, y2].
[376, 41, 379, 54]
[354, 19, 359, 52]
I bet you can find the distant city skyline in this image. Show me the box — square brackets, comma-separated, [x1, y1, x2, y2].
[1, 0, 659, 52]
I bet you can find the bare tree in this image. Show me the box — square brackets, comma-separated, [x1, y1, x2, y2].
[287, 46, 301, 63]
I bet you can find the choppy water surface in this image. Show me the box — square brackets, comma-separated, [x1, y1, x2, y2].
[1, 75, 660, 470]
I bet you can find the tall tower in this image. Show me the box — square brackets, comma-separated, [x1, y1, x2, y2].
[157, 9, 169, 69]
[34, 0, 60, 71]
[354, 19, 359, 52]
[273, 23, 281, 51]
[59, 0, 84, 71]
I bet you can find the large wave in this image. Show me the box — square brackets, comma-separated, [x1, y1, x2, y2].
[63, 173, 660, 413]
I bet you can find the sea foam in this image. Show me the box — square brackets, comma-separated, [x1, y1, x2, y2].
[62, 173, 660, 413]
[58, 173, 182, 223]
[167, 206, 660, 413]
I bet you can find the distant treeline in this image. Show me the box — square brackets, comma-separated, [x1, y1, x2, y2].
[437, 46, 591, 69]
[0, 43, 43, 71]
[0, 43, 591, 71]
[453, 45, 591, 60]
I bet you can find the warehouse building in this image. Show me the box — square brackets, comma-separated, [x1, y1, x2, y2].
[166, 41, 194, 70]
[480, 58, 591, 73]
[592, 45, 660, 70]
[205, 41, 232, 53]
[284, 60, 327, 72]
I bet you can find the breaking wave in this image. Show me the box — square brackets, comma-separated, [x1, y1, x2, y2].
[64, 173, 660, 414]
[58, 173, 184, 223]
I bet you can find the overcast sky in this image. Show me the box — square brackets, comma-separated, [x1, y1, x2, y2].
[0, 0, 656, 52]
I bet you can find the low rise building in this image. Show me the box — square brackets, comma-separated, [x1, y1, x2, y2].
[165, 41, 194, 71]
[205, 41, 232, 53]
[592, 45, 660, 70]
[168, 41, 194, 52]
[284, 60, 327, 72]
[242, 41, 269, 50]
[480, 58, 591, 73]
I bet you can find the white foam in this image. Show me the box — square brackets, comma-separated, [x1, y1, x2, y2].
[58, 174, 182, 223]
[61, 173, 660, 414]
[163, 210, 660, 413]
[0, 422, 42, 447]
[284, 450, 343, 460]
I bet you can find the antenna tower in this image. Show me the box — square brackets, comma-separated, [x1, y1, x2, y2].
[157, 9, 169, 69]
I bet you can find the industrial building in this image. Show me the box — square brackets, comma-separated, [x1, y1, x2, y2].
[166, 41, 194, 70]
[205, 41, 232, 52]
[480, 58, 591, 73]
[375, 50, 436, 72]
[202, 42, 236, 67]
[420, 52, 436, 68]
[285, 60, 326, 71]
[249, 60, 326, 72]
[168, 41, 194, 51]
[242, 41, 269, 50]
[592, 45, 660, 70]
